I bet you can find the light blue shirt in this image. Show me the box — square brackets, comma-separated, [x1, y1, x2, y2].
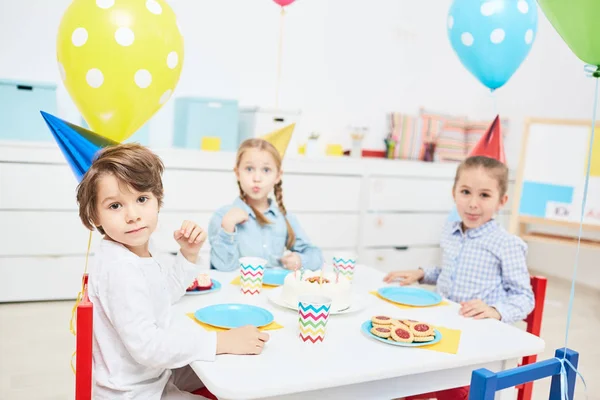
[208, 197, 323, 272]
[422, 219, 534, 324]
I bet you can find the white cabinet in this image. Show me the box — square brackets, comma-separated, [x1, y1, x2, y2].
[0, 144, 517, 301]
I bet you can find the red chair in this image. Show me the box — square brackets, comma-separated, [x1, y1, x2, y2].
[516, 275, 547, 400]
[407, 276, 547, 400]
[192, 387, 219, 399]
[73, 273, 219, 400]
[75, 274, 94, 400]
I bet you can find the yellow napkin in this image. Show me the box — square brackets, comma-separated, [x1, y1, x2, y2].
[370, 291, 450, 309]
[377, 325, 461, 354]
[186, 313, 284, 332]
[230, 276, 277, 289]
[421, 326, 461, 354]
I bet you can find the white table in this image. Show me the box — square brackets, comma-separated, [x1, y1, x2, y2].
[174, 265, 545, 400]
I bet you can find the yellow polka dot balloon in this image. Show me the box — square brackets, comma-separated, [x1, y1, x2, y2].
[57, 0, 184, 142]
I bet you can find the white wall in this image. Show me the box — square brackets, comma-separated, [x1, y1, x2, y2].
[0, 0, 595, 166]
[0, 0, 598, 287]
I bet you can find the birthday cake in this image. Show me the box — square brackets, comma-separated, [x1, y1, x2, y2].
[281, 270, 352, 311]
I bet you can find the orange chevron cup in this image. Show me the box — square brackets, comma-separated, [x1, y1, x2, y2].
[239, 257, 266, 295]
[298, 294, 332, 343]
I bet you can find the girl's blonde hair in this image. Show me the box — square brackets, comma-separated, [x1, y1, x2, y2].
[454, 155, 509, 196]
[236, 138, 296, 249]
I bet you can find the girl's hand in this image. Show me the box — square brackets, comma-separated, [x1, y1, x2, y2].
[281, 252, 302, 270]
[222, 208, 249, 233]
[174, 220, 207, 263]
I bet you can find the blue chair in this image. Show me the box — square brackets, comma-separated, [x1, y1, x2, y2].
[469, 348, 579, 400]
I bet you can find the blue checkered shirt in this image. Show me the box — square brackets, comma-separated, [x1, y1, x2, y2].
[421, 220, 534, 324]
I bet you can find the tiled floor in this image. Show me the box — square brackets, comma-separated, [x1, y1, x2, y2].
[0, 272, 598, 400]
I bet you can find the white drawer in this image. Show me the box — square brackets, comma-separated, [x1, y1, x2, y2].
[283, 175, 361, 212]
[0, 163, 78, 210]
[368, 177, 454, 212]
[362, 213, 447, 247]
[0, 211, 102, 256]
[0, 256, 89, 302]
[360, 247, 441, 273]
[162, 170, 238, 211]
[298, 213, 359, 249]
[0, 251, 211, 302]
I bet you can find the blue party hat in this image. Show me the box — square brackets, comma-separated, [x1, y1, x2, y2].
[40, 111, 118, 182]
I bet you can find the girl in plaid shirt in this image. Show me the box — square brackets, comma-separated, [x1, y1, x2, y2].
[384, 156, 534, 323]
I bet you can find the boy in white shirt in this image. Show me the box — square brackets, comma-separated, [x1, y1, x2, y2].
[76, 143, 269, 399]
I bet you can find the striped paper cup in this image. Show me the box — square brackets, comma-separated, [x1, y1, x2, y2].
[239, 257, 266, 295]
[298, 294, 332, 343]
[332, 253, 357, 282]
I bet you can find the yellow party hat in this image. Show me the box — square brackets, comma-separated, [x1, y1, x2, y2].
[262, 123, 295, 158]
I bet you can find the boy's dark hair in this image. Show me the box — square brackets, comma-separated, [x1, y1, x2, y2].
[76, 143, 164, 234]
[454, 155, 509, 196]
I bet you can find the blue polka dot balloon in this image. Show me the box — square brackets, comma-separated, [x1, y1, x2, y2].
[447, 0, 538, 91]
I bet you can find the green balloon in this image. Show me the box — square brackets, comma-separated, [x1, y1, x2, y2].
[538, 0, 600, 66]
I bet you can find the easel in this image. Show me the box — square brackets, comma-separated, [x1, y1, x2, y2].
[510, 117, 600, 248]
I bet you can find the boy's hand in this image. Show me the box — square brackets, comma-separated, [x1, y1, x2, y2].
[383, 269, 424, 285]
[216, 325, 270, 355]
[459, 299, 501, 320]
[222, 208, 249, 233]
[280, 252, 302, 270]
[174, 220, 207, 263]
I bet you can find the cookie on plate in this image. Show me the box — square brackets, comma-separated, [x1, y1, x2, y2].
[400, 319, 419, 328]
[390, 326, 415, 343]
[370, 326, 392, 339]
[413, 335, 435, 342]
[371, 315, 393, 325]
[410, 322, 434, 337]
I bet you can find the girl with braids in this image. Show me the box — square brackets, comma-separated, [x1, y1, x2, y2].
[208, 138, 323, 272]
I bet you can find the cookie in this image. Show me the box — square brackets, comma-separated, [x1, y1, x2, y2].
[372, 323, 389, 329]
[390, 326, 414, 343]
[410, 322, 434, 337]
[391, 319, 412, 328]
[413, 335, 435, 342]
[371, 316, 393, 325]
[370, 326, 392, 339]
[400, 319, 419, 328]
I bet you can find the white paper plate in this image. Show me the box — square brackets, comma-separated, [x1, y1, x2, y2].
[266, 287, 369, 315]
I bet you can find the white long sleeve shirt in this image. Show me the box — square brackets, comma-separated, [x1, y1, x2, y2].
[88, 239, 217, 399]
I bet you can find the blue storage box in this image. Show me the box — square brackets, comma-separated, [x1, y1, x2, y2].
[173, 97, 239, 151]
[0, 79, 58, 142]
[81, 117, 150, 145]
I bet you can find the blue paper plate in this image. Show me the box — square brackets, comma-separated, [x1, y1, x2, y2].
[361, 321, 442, 347]
[194, 304, 274, 329]
[377, 287, 443, 307]
[186, 279, 221, 296]
[263, 268, 290, 286]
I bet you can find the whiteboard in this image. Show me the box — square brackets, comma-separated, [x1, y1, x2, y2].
[514, 118, 600, 226]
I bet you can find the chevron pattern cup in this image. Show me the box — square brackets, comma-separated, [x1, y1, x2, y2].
[298, 294, 332, 343]
[332, 254, 356, 283]
[239, 257, 266, 295]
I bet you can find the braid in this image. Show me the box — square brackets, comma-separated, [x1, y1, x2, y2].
[237, 181, 271, 226]
[274, 181, 296, 249]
